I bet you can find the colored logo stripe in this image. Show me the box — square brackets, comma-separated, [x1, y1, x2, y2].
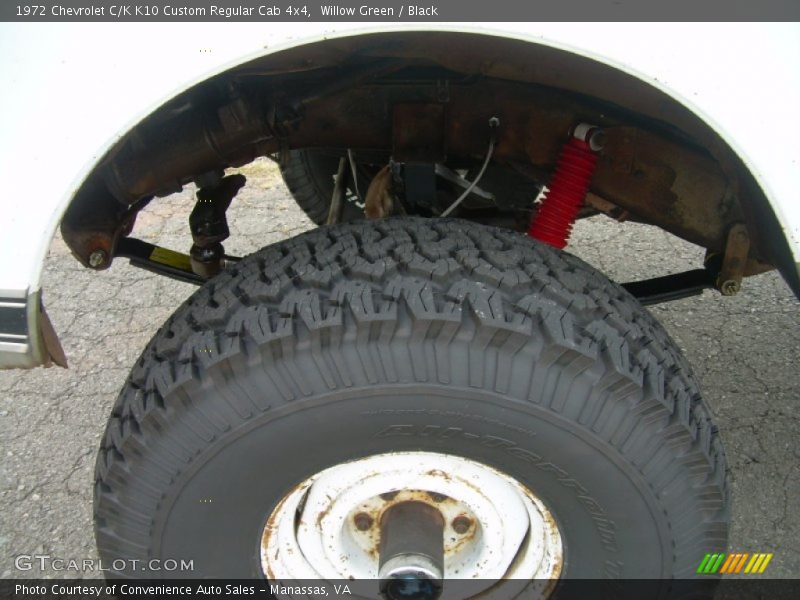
[697, 553, 726, 573]
[758, 554, 774, 573]
[720, 553, 747, 574]
[700, 552, 773, 574]
[719, 553, 737, 573]
[735, 553, 749, 573]
[696, 553, 713, 573]
[744, 553, 774, 574]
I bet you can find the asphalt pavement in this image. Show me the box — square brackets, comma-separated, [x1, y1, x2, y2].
[0, 159, 797, 578]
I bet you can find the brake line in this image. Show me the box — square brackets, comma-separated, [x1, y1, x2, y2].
[440, 117, 499, 217]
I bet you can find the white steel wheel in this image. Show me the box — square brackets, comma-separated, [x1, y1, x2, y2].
[261, 451, 562, 599]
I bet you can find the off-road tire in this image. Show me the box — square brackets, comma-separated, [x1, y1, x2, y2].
[94, 218, 729, 589]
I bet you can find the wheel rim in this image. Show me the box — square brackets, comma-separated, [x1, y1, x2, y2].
[261, 452, 562, 595]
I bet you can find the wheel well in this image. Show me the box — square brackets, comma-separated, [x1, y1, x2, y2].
[59, 30, 797, 295]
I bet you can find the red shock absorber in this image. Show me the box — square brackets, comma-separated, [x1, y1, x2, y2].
[528, 125, 602, 249]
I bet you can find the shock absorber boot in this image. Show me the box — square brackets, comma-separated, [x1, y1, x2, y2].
[528, 136, 599, 249]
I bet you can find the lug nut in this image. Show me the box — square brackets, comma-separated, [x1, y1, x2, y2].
[88, 249, 108, 269]
[354, 512, 374, 531]
[451, 516, 472, 534]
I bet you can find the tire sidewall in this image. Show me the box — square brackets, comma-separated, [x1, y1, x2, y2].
[153, 386, 671, 580]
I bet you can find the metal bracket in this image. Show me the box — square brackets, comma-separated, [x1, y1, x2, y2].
[326, 158, 349, 225]
[434, 164, 495, 201]
[715, 222, 750, 296]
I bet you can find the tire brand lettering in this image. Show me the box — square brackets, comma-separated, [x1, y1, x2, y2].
[375, 423, 618, 552]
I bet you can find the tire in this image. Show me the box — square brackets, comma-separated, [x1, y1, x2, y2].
[94, 218, 729, 588]
[279, 149, 365, 224]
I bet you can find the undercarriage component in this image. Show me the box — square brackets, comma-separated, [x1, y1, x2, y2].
[347, 149, 362, 201]
[325, 157, 349, 225]
[102, 59, 401, 206]
[188, 174, 246, 278]
[528, 124, 602, 248]
[114, 233, 717, 307]
[584, 192, 630, 222]
[378, 501, 445, 600]
[60, 177, 140, 270]
[63, 73, 761, 275]
[59, 31, 788, 293]
[396, 163, 437, 212]
[365, 165, 397, 219]
[116, 238, 205, 285]
[280, 149, 372, 225]
[433, 164, 494, 201]
[392, 103, 446, 163]
[71, 76, 744, 252]
[440, 117, 499, 217]
[715, 223, 751, 296]
[621, 269, 715, 305]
